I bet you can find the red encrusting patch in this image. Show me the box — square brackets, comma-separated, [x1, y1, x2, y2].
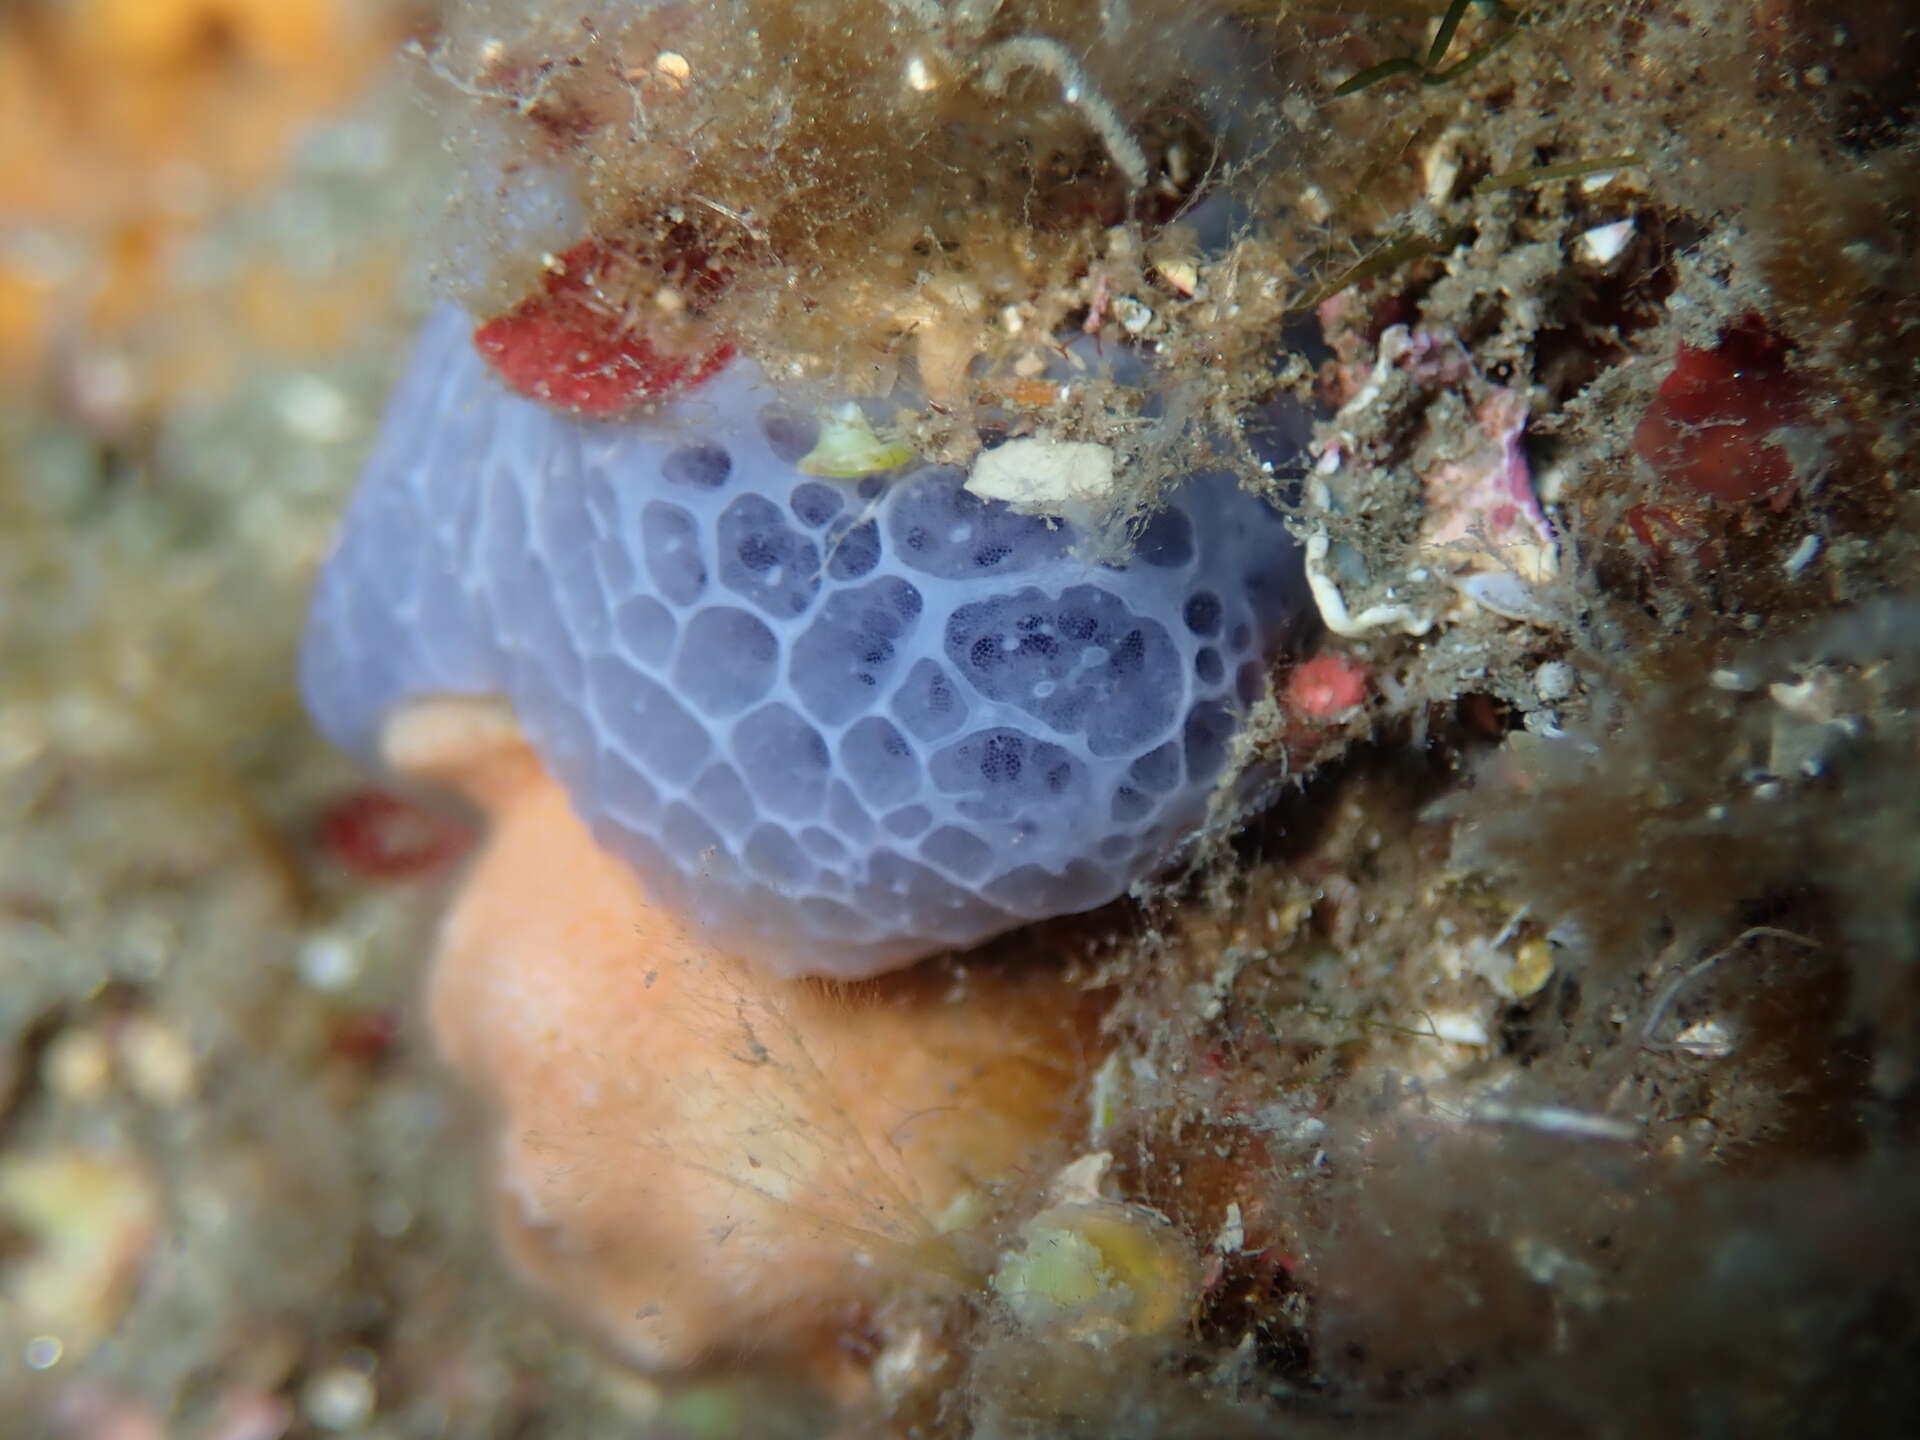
[472, 239, 736, 418]
[326, 1008, 402, 1065]
[1633, 316, 1812, 505]
[1284, 654, 1372, 722]
[1621, 500, 1721, 574]
[317, 788, 475, 882]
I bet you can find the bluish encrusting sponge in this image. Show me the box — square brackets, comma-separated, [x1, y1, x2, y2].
[302, 306, 1303, 978]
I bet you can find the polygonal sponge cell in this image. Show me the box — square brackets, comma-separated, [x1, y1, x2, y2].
[300, 304, 1306, 979]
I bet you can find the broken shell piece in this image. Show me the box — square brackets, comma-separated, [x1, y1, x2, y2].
[1155, 260, 1198, 297]
[1303, 530, 1435, 639]
[797, 403, 917, 478]
[1671, 1018, 1738, 1059]
[1454, 570, 1557, 626]
[1533, 661, 1576, 704]
[1212, 1202, 1246, 1256]
[416, 727, 1091, 1371]
[1575, 219, 1636, 269]
[1422, 130, 1464, 205]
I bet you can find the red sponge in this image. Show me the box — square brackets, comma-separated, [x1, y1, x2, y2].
[472, 239, 734, 417]
[1633, 318, 1810, 505]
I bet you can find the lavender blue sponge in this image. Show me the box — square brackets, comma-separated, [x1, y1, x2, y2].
[302, 305, 1304, 978]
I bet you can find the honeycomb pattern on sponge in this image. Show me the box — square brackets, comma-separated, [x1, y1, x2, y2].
[302, 305, 1304, 978]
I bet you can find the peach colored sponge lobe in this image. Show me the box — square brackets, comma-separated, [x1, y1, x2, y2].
[301, 306, 1304, 978]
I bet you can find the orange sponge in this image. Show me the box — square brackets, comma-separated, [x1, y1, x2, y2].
[405, 706, 1092, 1371]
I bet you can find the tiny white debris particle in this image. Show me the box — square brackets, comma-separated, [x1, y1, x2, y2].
[1534, 460, 1571, 505]
[1672, 1018, 1737, 1059]
[1576, 218, 1637, 268]
[1422, 134, 1461, 204]
[298, 933, 361, 993]
[302, 1367, 376, 1431]
[1768, 676, 1831, 721]
[371, 1195, 414, 1238]
[1473, 1101, 1639, 1142]
[44, 1029, 112, 1101]
[1534, 660, 1576, 703]
[1214, 1202, 1245, 1254]
[1113, 297, 1154, 334]
[119, 1016, 196, 1105]
[1710, 667, 1757, 692]
[1047, 1152, 1115, 1205]
[1249, 1105, 1327, 1144]
[275, 375, 352, 444]
[1782, 533, 1822, 576]
[1515, 1236, 1607, 1308]
[1424, 1011, 1491, 1047]
[873, 1329, 939, 1402]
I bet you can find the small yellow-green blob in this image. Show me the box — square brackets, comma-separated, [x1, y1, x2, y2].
[990, 1201, 1196, 1347]
[1507, 935, 1555, 998]
[797, 402, 916, 478]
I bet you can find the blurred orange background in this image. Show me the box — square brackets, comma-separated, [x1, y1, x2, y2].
[0, 0, 417, 403]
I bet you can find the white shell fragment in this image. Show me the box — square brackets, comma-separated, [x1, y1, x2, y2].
[966, 436, 1120, 527]
[1575, 218, 1636, 268]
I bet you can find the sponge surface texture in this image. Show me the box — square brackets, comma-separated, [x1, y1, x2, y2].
[302, 306, 1301, 976]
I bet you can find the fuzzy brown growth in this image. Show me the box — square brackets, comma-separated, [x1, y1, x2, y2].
[428, 0, 1232, 418]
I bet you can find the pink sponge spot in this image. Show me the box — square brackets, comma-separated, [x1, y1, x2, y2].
[1285, 654, 1371, 721]
[1633, 317, 1811, 505]
[472, 239, 735, 418]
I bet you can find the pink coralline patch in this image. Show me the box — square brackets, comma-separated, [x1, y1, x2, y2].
[1318, 312, 1479, 412]
[472, 239, 735, 418]
[1398, 328, 1475, 389]
[1313, 290, 1385, 408]
[1285, 654, 1371, 721]
[1421, 387, 1554, 571]
[1633, 318, 1812, 505]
